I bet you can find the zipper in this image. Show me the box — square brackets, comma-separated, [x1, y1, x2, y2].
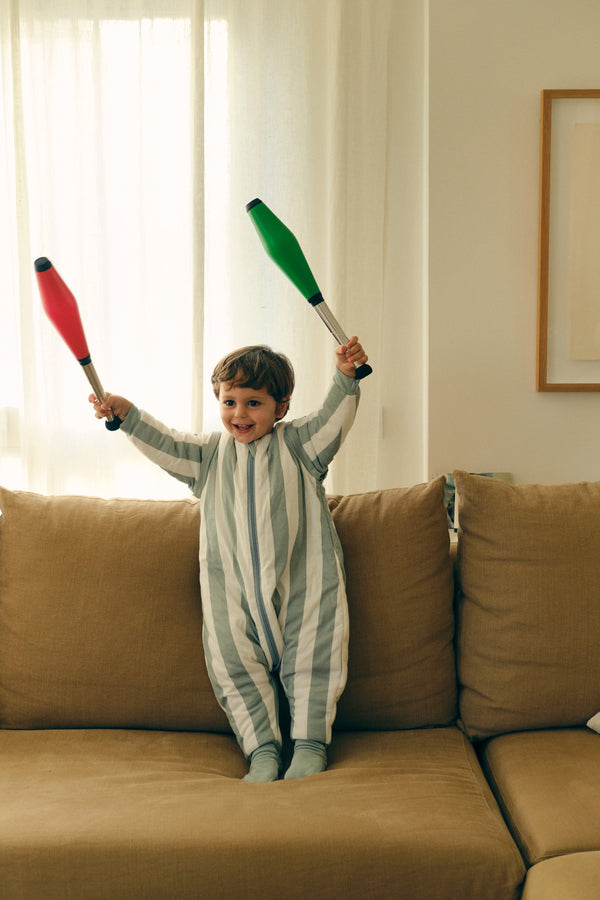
[247, 452, 280, 670]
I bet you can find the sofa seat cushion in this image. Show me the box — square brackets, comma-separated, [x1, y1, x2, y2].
[453, 471, 600, 740]
[0, 727, 525, 900]
[481, 728, 600, 866]
[522, 852, 600, 900]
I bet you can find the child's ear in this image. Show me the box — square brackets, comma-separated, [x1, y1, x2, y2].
[275, 397, 290, 420]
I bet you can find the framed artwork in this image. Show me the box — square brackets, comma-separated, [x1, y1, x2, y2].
[537, 89, 600, 391]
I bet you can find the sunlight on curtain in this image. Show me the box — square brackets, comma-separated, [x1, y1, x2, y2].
[2, 0, 400, 498]
[1, 0, 196, 497]
[202, 0, 393, 492]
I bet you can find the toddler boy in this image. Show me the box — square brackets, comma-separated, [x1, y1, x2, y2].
[91, 336, 367, 781]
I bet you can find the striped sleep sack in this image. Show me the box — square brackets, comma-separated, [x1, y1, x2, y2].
[121, 369, 360, 756]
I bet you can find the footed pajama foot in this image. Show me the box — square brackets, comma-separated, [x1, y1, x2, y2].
[243, 742, 282, 783]
[284, 740, 327, 780]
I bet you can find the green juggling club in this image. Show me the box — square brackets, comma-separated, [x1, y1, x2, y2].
[246, 198, 372, 380]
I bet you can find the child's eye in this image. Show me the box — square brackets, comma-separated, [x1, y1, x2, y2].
[248, 400, 261, 407]
[223, 399, 235, 407]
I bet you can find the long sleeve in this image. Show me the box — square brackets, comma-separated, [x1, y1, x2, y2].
[121, 406, 219, 495]
[284, 369, 360, 481]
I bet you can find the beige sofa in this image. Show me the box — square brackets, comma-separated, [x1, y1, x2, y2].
[0, 471, 599, 899]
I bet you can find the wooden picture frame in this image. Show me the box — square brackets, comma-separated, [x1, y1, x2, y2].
[537, 89, 600, 391]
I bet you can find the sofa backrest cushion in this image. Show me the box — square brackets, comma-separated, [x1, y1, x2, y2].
[332, 477, 457, 731]
[0, 487, 228, 731]
[454, 470, 600, 740]
[0, 479, 456, 732]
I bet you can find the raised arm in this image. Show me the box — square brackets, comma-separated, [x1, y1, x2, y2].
[89, 392, 212, 493]
[287, 338, 367, 479]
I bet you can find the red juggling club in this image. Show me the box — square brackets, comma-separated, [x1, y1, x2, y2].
[34, 257, 122, 430]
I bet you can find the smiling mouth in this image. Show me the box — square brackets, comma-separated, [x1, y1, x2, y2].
[234, 424, 253, 434]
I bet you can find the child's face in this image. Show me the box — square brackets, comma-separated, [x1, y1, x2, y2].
[218, 383, 289, 443]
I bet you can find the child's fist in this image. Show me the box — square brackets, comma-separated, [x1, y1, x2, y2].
[336, 336, 368, 378]
[88, 393, 132, 421]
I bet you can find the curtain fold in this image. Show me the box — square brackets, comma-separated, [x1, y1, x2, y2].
[2, 0, 401, 498]
[203, 0, 393, 492]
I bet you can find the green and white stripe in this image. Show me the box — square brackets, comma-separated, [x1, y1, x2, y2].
[122, 369, 359, 756]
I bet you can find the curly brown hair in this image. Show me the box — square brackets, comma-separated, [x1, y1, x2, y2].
[211, 345, 295, 407]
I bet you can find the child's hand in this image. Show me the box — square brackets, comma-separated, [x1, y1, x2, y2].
[335, 336, 368, 378]
[88, 393, 132, 421]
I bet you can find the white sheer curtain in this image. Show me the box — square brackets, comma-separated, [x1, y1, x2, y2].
[1, 0, 200, 498]
[1, 0, 396, 498]
[203, 0, 391, 493]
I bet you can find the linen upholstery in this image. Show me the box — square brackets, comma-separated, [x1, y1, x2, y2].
[0, 488, 226, 731]
[522, 852, 600, 900]
[453, 471, 600, 740]
[332, 476, 457, 729]
[0, 727, 525, 900]
[481, 729, 600, 866]
[0, 480, 456, 732]
[0, 477, 546, 900]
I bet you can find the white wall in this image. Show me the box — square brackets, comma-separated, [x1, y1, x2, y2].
[427, 0, 600, 485]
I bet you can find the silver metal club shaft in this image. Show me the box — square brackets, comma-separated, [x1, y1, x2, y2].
[81, 360, 116, 423]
